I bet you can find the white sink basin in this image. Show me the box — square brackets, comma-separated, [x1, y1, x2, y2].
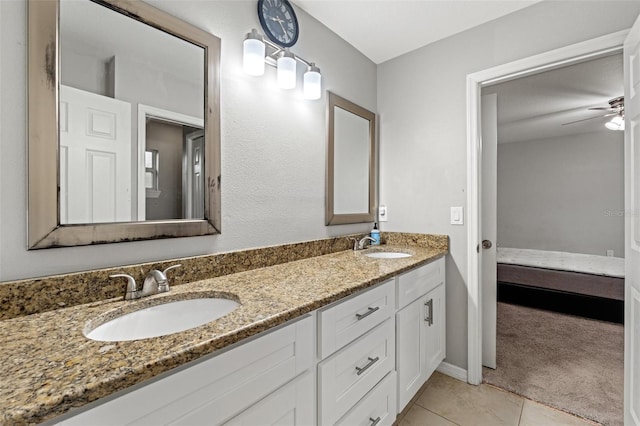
[364, 251, 412, 259]
[85, 298, 240, 342]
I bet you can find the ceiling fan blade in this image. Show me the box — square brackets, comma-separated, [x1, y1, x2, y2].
[561, 112, 617, 126]
[587, 107, 615, 111]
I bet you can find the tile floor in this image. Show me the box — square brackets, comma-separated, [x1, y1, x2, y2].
[395, 372, 598, 426]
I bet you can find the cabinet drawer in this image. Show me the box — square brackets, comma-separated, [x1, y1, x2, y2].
[396, 257, 444, 309]
[221, 372, 314, 426]
[336, 371, 397, 426]
[319, 279, 394, 359]
[56, 316, 313, 426]
[318, 318, 395, 425]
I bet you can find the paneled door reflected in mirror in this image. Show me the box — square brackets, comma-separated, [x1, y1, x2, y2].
[28, 0, 221, 249]
[59, 0, 204, 224]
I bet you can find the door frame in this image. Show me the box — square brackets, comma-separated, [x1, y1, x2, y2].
[466, 30, 628, 385]
[137, 104, 204, 221]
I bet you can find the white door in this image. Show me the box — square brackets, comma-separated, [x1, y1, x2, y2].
[481, 93, 498, 369]
[184, 130, 205, 219]
[60, 85, 132, 224]
[624, 15, 640, 426]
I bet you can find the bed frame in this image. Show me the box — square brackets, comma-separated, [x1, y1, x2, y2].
[497, 263, 624, 323]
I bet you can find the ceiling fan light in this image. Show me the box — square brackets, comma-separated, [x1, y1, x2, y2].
[605, 115, 625, 131]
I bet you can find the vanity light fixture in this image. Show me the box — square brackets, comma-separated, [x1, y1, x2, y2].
[242, 29, 322, 100]
[303, 63, 322, 100]
[605, 114, 625, 131]
[277, 49, 297, 89]
[242, 29, 266, 76]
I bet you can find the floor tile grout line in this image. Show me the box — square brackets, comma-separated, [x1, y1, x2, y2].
[425, 407, 462, 426]
[517, 397, 525, 426]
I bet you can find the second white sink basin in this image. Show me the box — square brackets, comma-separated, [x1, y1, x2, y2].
[85, 297, 239, 342]
[364, 251, 412, 259]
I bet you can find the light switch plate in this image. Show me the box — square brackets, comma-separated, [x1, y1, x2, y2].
[379, 205, 388, 222]
[451, 206, 463, 225]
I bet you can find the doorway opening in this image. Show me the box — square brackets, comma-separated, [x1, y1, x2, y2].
[479, 53, 625, 426]
[465, 28, 629, 420]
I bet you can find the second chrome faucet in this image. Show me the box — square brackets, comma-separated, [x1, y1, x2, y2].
[110, 264, 181, 300]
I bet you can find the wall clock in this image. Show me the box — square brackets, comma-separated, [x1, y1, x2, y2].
[257, 0, 299, 48]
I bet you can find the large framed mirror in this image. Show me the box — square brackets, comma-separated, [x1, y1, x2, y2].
[326, 92, 376, 225]
[27, 0, 221, 249]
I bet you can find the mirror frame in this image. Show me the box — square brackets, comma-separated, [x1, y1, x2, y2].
[27, 0, 221, 249]
[326, 91, 376, 225]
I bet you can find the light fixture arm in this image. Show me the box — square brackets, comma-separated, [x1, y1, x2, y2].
[259, 33, 314, 68]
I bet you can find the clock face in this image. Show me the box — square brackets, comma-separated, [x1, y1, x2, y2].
[257, 0, 299, 48]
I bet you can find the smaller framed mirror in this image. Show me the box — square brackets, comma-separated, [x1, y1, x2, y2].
[326, 92, 376, 225]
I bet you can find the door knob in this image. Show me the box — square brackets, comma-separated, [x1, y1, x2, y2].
[482, 239, 492, 249]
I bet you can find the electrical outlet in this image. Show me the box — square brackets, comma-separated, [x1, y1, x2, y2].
[606, 249, 614, 257]
[378, 205, 388, 222]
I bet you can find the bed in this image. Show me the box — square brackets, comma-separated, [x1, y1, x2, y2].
[496, 248, 624, 323]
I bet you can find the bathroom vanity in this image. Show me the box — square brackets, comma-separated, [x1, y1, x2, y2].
[0, 235, 447, 425]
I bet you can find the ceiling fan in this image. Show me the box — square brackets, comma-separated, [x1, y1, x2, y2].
[562, 96, 625, 130]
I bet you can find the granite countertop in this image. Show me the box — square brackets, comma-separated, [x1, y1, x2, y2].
[0, 245, 446, 425]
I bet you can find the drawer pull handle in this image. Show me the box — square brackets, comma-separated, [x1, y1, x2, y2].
[356, 306, 380, 320]
[425, 298, 433, 326]
[369, 417, 381, 426]
[355, 356, 379, 375]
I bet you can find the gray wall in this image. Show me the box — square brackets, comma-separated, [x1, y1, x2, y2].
[0, 0, 377, 281]
[377, 1, 640, 371]
[497, 132, 624, 257]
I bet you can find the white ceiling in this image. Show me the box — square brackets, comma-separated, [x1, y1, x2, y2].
[292, 0, 623, 143]
[483, 53, 624, 144]
[292, 0, 542, 64]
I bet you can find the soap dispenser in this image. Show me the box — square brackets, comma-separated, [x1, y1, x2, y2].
[370, 222, 381, 246]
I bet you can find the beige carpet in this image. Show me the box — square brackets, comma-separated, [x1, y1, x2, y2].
[483, 302, 624, 426]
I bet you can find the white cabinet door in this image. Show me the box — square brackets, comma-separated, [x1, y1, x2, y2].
[396, 296, 427, 412]
[424, 283, 446, 379]
[396, 283, 446, 413]
[222, 372, 314, 426]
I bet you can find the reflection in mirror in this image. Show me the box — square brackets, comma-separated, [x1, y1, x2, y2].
[28, 0, 221, 249]
[59, 0, 204, 224]
[326, 92, 376, 225]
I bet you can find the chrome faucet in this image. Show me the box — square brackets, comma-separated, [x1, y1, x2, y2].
[110, 273, 141, 300]
[348, 236, 376, 251]
[142, 264, 182, 297]
[110, 264, 181, 300]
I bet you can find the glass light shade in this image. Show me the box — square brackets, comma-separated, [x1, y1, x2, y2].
[277, 50, 297, 90]
[605, 115, 625, 131]
[243, 36, 265, 76]
[303, 65, 322, 100]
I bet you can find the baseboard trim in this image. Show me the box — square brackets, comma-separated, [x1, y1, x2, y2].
[437, 361, 468, 382]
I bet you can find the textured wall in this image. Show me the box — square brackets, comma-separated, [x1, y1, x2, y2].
[0, 0, 377, 280]
[377, 1, 640, 371]
[497, 131, 624, 256]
